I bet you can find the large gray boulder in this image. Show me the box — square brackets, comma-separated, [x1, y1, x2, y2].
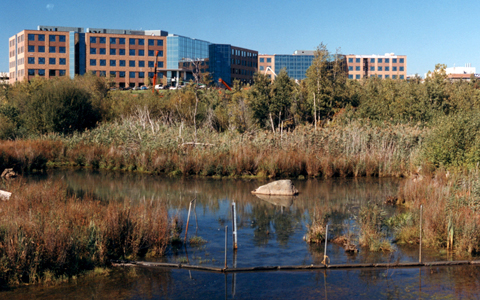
[251, 180, 298, 196]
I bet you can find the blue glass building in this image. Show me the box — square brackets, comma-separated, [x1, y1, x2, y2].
[208, 44, 231, 86]
[274, 52, 315, 81]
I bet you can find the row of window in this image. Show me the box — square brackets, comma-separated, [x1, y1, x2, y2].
[348, 57, 405, 64]
[232, 49, 257, 58]
[90, 71, 163, 79]
[27, 69, 66, 76]
[90, 37, 164, 46]
[28, 45, 66, 53]
[232, 68, 254, 76]
[89, 48, 163, 57]
[259, 57, 272, 63]
[349, 66, 405, 72]
[89, 59, 164, 68]
[348, 74, 405, 79]
[28, 34, 66, 42]
[28, 57, 67, 65]
[231, 59, 256, 67]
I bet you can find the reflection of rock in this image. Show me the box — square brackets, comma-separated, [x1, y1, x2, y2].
[254, 194, 295, 207]
[1, 168, 17, 179]
[251, 180, 298, 196]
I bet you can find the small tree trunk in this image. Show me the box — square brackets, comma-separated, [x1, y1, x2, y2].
[269, 112, 275, 135]
[314, 93, 317, 131]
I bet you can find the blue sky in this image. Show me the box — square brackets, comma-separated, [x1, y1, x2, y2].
[2, 0, 479, 76]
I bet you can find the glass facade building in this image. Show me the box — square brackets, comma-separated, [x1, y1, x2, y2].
[209, 44, 231, 86]
[274, 54, 314, 80]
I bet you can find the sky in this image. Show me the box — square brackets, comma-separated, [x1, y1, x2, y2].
[2, 0, 480, 77]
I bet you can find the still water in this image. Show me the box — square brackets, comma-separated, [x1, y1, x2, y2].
[3, 170, 480, 299]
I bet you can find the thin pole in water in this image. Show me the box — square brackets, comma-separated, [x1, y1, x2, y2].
[232, 201, 238, 250]
[419, 205, 423, 263]
[184, 198, 195, 244]
[225, 225, 228, 269]
[322, 224, 329, 265]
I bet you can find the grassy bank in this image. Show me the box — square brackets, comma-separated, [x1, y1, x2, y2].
[0, 118, 425, 179]
[0, 180, 169, 287]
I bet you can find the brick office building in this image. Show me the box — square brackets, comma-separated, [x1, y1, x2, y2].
[345, 53, 407, 80]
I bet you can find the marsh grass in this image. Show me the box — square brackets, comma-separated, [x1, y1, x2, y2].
[0, 180, 169, 287]
[358, 202, 394, 252]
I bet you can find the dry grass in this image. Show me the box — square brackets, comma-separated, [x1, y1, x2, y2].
[0, 180, 169, 286]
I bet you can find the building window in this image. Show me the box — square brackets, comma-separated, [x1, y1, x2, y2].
[59, 35, 66, 42]
[148, 72, 154, 78]
[157, 40, 163, 46]
[110, 71, 116, 77]
[28, 34, 35, 41]
[378, 75, 382, 78]
[378, 58, 383, 63]
[148, 50, 155, 56]
[348, 66, 353, 71]
[119, 38, 125, 44]
[385, 58, 389, 63]
[392, 66, 397, 71]
[378, 66, 382, 71]
[38, 69, 45, 76]
[129, 49, 135, 56]
[348, 58, 353, 63]
[148, 61, 154, 67]
[59, 70, 66, 76]
[110, 37, 116, 44]
[59, 58, 66, 65]
[49, 70, 56, 77]
[90, 36, 96, 43]
[400, 75, 404, 79]
[260, 58, 265, 63]
[392, 75, 397, 79]
[159, 51, 163, 57]
[370, 66, 375, 71]
[385, 66, 389, 71]
[355, 58, 360, 63]
[49, 35, 56, 42]
[99, 71, 106, 77]
[38, 34, 45, 41]
[266, 58, 271, 63]
[49, 58, 56, 64]
[38, 57, 45, 64]
[139, 72, 145, 78]
[399, 58, 404, 63]
[110, 48, 116, 55]
[355, 66, 360, 71]
[90, 59, 96, 66]
[110, 60, 116, 66]
[129, 72, 135, 78]
[148, 39, 154, 46]
[392, 58, 397, 63]
[400, 66, 404, 71]
[100, 59, 106, 66]
[129, 38, 135, 45]
[49, 46, 56, 53]
[91, 71, 96, 75]
[99, 37, 106, 44]
[28, 57, 35, 64]
[348, 74, 353, 79]
[28, 45, 35, 52]
[158, 62, 164, 68]
[99, 48, 106, 55]
[129, 60, 135, 67]
[119, 60, 126, 66]
[38, 46, 45, 53]
[59, 47, 66, 53]
[90, 48, 96, 54]
[139, 61, 145, 67]
[138, 39, 144, 45]
[119, 49, 125, 55]
[385, 75, 390, 79]
[138, 50, 144, 56]
[260, 66, 264, 71]
[28, 69, 35, 75]
[356, 74, 360, 79]
[119, 71, 125, 78]
[370, 58, 375, 63]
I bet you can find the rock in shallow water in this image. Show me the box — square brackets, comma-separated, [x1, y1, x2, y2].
[251, 180, 298, 196]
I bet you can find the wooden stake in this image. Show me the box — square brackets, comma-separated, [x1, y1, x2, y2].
[419, 205, 423, 263]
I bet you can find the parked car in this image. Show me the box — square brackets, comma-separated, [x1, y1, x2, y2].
[154, 84, 164, 90]
[140, 86, 148, 90]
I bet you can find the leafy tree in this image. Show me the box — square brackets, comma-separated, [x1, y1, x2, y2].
[271, 68, 294, 128]
[249, 73, 273, 129]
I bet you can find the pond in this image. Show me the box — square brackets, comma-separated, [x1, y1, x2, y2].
[2, 170, 480, 299]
